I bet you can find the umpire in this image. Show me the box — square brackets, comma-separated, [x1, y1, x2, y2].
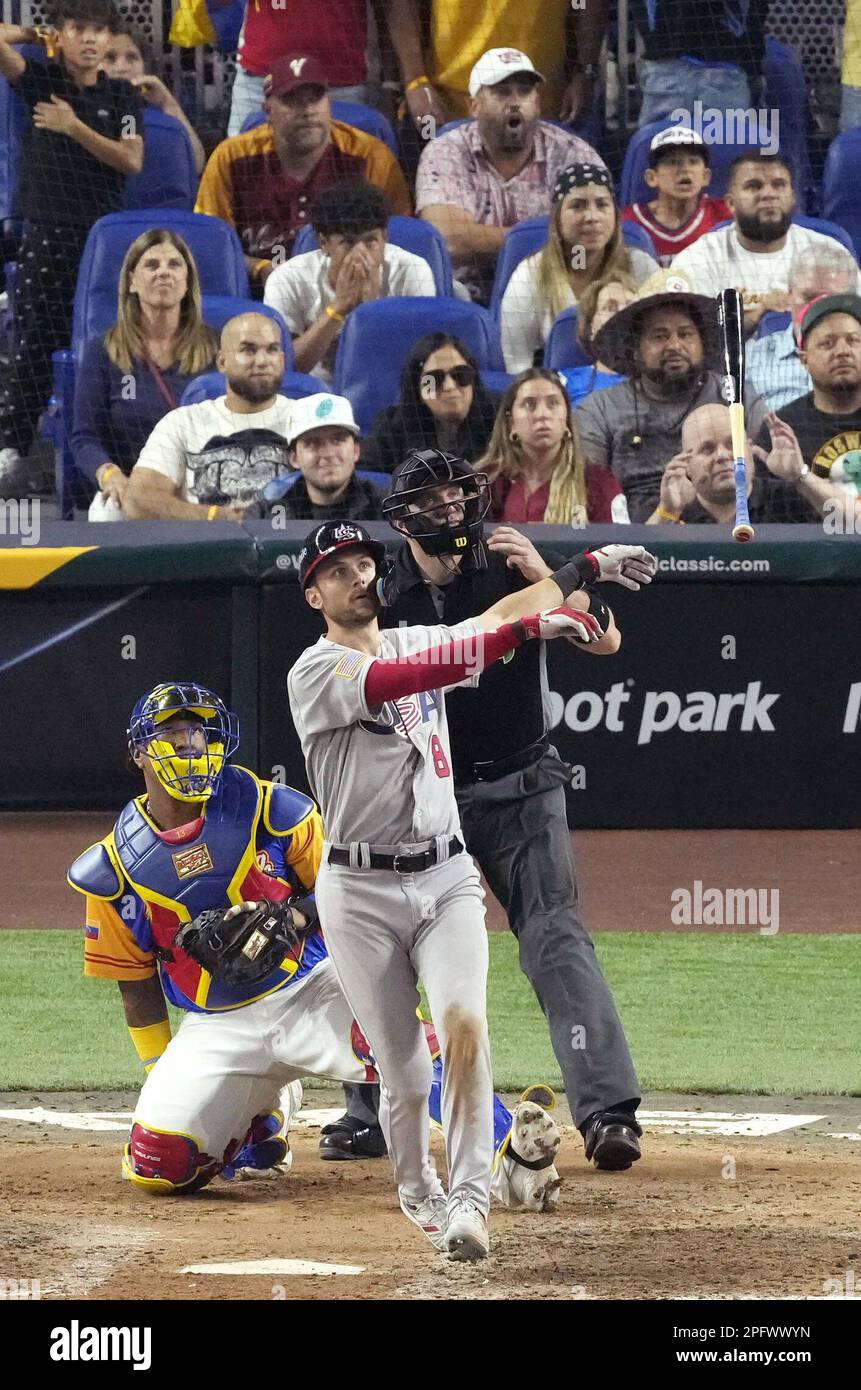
[322, 448, 653, 1171]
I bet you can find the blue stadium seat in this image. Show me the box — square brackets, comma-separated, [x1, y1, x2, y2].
[239, 102, 398, 154]
[708, 216, 857, 257]
[199, 296, 292, 362]
[823, 130, 861, 261]
[291, 214, 453, 295]
[180, 369, 322, 406]
[52, 212, 250, 516]
[762, 38, 812, 212]
[489, 217, 658, 320]
[619, 116, 805, 208]
[71, 210, 249, 353]
[333, 297, 502, 432]
[260, 467, 391, 505]
[0, 46, 45, 226]
[544, 307, 592, 369]
[757, 311, 792, 338]
[124, 108, 198, 211]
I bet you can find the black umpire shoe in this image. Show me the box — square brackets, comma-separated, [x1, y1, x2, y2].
[319, 1114, 388, 1161]
[582, 1110, 643, 1171]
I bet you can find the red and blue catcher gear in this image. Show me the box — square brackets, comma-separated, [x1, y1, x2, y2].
[69, 766, 326, 1012]
[122, 1124, 220, 1193]
[127, 681, 240, 803]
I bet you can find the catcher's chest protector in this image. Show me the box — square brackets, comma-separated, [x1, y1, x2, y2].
[113, 767, 300, 1009]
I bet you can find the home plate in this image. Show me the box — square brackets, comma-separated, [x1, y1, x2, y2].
[180, 1259, 364, 1277]
[0, 1107, 134, 1132]
[640, 1111, 825, 1137]
[292, 1107, 343, 1129]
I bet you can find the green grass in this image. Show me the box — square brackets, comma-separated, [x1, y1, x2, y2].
[2, 931, 859, 1095]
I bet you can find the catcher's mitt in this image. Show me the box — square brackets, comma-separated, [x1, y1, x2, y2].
[173, 897, 317, 986]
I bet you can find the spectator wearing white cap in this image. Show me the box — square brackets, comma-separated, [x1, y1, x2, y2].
[253, 392, 383, 520]
[415, 47, 605, 303]
[264, 180, 436, 385]
[387, 0, 606, 129]
[621, 127, 731, 266]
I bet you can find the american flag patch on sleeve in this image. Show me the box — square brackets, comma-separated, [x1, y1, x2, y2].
[334, 651, 368, 680]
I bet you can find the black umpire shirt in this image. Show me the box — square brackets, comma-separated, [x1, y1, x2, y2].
[381, 544, 556, 778]
[15, 59, 142, 226]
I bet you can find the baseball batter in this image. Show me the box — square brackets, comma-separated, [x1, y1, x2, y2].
[67, 681, 561, 1210]
[288, 521, 615, 1260]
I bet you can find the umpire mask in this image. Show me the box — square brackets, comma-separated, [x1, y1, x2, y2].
[381, 449, 491, 562]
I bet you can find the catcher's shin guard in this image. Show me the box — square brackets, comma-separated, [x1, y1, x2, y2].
[122, 1123, 220, 1194]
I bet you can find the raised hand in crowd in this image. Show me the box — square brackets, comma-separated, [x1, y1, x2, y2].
[654, 450, 696, 519]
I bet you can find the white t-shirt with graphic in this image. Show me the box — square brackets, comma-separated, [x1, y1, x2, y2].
[133, 395, 295, 505]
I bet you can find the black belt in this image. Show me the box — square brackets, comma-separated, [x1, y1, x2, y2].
[456, 736, 548, 785]
[328, 836, 463, 874]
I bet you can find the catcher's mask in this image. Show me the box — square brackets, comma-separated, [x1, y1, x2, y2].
[381, 449, 491, 560]
[127, 682, 240, 803]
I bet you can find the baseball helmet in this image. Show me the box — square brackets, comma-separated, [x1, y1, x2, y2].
[381, 449, 491, 558]
[298, 520, 389, 590]
[127, 682, 240, 803]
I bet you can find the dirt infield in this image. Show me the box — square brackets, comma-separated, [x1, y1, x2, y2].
[2, 1094, 860, 1301]
[4, 815, 860, 934]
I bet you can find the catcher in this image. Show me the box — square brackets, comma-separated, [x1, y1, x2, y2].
[67, 681, 562, 1222]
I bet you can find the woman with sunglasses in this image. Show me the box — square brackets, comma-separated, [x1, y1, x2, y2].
[360, 332, 499, 474]
[500, 164, 659, 374]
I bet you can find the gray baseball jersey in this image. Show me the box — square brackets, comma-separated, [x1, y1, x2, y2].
[287, 620, 481, 846]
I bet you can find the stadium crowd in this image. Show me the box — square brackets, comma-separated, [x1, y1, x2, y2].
[1, 0, 860, 528]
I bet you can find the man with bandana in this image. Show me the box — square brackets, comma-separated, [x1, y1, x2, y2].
[124, 313, 294, 519]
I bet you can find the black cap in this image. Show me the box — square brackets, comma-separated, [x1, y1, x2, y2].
[298, 521, 387, 589]
[798, 292, 861, 348]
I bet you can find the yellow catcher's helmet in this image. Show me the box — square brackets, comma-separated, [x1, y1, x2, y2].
[127, 682, 240, 803]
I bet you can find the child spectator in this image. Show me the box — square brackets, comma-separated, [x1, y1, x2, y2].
[621, 127, 731, 266]
[0, 1, 144, 494]
[500, 164, 658, 373]
[264, 181, 435, 384]
[479, 368, 629, 525]
[102, 24, 205, 173]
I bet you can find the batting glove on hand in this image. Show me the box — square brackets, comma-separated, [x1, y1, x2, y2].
[586, 545, 658, 590]
[519, 605, 603, 644]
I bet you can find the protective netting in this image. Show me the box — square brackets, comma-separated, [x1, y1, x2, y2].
[0, 0, 858, 529]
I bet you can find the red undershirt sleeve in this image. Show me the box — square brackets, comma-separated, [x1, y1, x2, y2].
[365, 624, 524, 705]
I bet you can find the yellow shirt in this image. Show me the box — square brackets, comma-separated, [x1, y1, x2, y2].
[844, 0, 861, 86]
[430, 0, 569, 118]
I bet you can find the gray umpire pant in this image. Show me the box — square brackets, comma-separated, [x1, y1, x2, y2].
[455, 747, 640, 1130]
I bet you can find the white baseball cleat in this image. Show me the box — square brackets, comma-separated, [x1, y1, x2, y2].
[492, 1095, 563, 1212]
[445, 1199, 489, 1261]
[400, 1191, 449, 1252]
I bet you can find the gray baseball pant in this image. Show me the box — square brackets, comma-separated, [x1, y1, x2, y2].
[315, 849, 494, 1214]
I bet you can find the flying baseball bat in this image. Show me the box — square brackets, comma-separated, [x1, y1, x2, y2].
[716, 288, 755, 543]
